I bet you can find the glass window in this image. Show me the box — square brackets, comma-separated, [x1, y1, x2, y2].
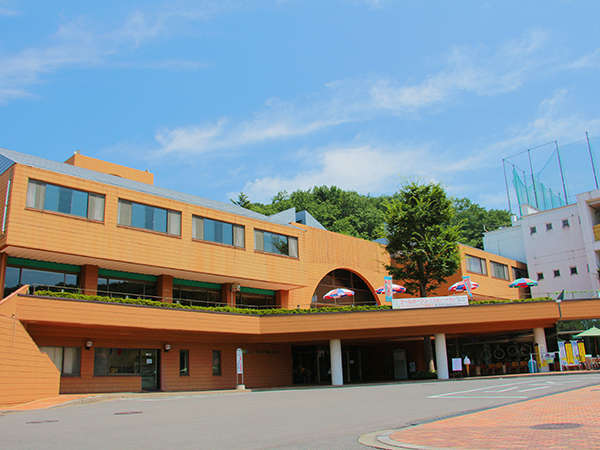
[236, 292, 276, 309]
[4, 266, 78, 295]
[546, 223, 553, 231]
[553, 269, 561, 278]
[118, 199, 180, 235]
[254, 230, 298, 257]
[562, 219, 570, 228]
[179, 350, 189, 376]
[173, 286, 223, 307]
[97, 277, 156, 300]
[26, 179, 105, 221]
[466, 255, 487, 275]
[537, 272, 544, 281]
[39, 346, 81, 376]
[530, 226, 537, 235]
[94, 348, 141, 376]
[570, 266, 578, 275]
[212, 350, 221, 376]
[490, 261, 509, 280]
[192, 216, 244, 248]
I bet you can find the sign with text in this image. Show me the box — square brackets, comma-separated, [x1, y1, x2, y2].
[392, 295, 469, 310]
[452, 358, 463, 372]
[462, 275, 473, 298]
[236, 348, 244, 375]
[384, 276, 393, 302]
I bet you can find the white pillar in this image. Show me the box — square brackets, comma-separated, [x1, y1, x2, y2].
[533, 327, 549, 372]
[329, 339, 343, 386]
[434, 333, 449, 380]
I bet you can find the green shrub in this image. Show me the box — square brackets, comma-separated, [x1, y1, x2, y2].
[409, 370, 438, 380]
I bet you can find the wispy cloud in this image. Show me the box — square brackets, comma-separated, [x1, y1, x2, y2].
[565, 48, 600, 70]
[153, 30, 556, 156]
[0, 4, 224, 104]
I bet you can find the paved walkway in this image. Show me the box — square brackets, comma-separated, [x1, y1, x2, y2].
[366, 384, 600, 449]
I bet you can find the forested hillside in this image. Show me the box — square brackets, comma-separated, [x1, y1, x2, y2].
[232, 186, 510, 249]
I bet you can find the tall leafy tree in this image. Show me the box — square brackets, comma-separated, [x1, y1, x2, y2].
[385, 182, 460, 297]
[452, 198, 511, 249]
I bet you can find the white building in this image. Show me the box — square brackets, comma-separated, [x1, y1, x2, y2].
[484, 189, 600, 298]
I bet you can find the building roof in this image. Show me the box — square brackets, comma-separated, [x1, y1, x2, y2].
[0, 148, 294, 227]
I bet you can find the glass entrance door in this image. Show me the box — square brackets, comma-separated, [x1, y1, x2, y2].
[140, 349, 159, 391]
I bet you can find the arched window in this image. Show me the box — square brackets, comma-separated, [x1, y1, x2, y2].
[312, 269, 376, 306]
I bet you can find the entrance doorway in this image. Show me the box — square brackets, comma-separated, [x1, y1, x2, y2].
[393, 349, 408, 380]
[140, 349, 160, 391]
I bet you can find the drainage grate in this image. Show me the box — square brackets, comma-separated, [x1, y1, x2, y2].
[114, 411, 143, 415]
[26, 419, 59, 424]
[530, 423, 583, 430]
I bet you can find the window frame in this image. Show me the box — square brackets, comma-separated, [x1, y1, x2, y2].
[553, 269, 561, 278]
[212, 350, 222, 376]
[254, 229, 299, 258]
[26, 178, 105, 222]
[537, 272, 544, 281]
[562, 219, 570, 228]
[465, 254, 487, 275]
[117, 198, 181, 236]
[93, 348, 142, 376]
[545, 222, 553, 231]
[192, 215, 245, 248]
[570, 266, 578, 275]
[39, 346, 81, 377]
[179, 349, 190, 376]
[529, 226, 537, 235]
[490, 261, 509, 280]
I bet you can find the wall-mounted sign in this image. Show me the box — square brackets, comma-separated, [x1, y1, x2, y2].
[392, 295, 469, 310]
[236, 348, 244, 375]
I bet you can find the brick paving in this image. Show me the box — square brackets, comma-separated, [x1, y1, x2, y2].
[0, 394, 89, 412]
[386, 385, 600, 449]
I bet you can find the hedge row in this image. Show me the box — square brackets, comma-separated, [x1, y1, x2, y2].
[31, 290, 552, 315]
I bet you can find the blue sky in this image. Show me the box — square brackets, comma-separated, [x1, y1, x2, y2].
[1, 1, 600, 213]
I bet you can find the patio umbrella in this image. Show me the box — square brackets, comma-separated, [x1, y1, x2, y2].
[573, 326, 600, 338]
[448, 280, 479, 292]
[509, 278, 538, 288]
[375, 284, 406, 294]
[323, 288, 354, 300]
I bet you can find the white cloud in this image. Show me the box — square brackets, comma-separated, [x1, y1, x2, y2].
[566, 48, 600, 70]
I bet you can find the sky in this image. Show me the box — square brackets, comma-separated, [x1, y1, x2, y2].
[1, 1, 600, 213]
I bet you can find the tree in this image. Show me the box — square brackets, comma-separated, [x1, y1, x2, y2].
[231, 192, 251, 209]
[452, 198, 511, 249]
[385, 182, 461, 297]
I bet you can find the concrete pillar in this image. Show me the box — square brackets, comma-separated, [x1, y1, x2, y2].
[222, 283, 235, 307]
[434, 333, 449, 380]
[79, 264, 98, 295]
[156, 275, 173, 303]
[0, 252, 7, 299]
[276, 290, 290, 308]
[533, 327, 549, 372]
[329, 339, 343, 386]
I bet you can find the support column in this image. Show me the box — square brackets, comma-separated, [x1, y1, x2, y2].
[533, 327, 549, 372]
[434, 333, 449, 380]
[222, 283, 236, 307]
[0, 252, 7, 299]
[156, 275, 173, 303]
[276, 290, 290, 308]
[329, 339, 343, 386]
[79, 264, 98, 295]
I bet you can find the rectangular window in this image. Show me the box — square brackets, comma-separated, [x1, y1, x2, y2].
[192, 216, 244, 248]
[553, 269, 561, 278]
[490, 261, 509, 280]
[212, 350, 221, 376]
[173, 286, 223, 307]
[94, 348, 141, 376]
[4, 265, 78, 296]
[27, 179, 105, 221]
[546, 223, 553, 231]
[39, 346, 81, 376]
[254, 230, 298, 257]
[570, 266, 578, 275]
[97, 277, 157, 300]
[562, 219, 570, 228]
[530, 226, 537, 235]
[118, 199, 180, 235]
[537, 272, 544, 281]
[466, 255, 487, 275]
[179, 350, 189, 376]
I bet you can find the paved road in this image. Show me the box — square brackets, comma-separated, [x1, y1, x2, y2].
[2, 373, 599, 450]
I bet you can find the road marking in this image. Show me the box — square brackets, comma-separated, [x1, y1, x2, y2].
[518, 386, 552, 393]
[429, 381, 535, 398]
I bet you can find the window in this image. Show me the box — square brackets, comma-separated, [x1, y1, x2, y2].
[179, 350, 189, 376]
[537, 272, 544, 281]
[4, 265, 78, 296]
[173, 286, 223, 307]
[27, 179, 105, 221]
[192, 216, 244, 248]
[570, 266, 578, 275]
[97, 276, 157, 300]
[466, 255, 487, 275]
[546, 223, 553, 231]
[118, 199, 180, 235]
[530, 226, 537, 235]
[254, 230, 298, 257]
[212, 350, 221, 376]
[553, 269, 561, 278]
[94, 348, 141, 376]
[490, 261, 509, 280]
[236, 291, 276, 309]
[39, 346, 81, 376]
[562, 219, 570, 228]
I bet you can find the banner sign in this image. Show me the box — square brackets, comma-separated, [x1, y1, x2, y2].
[452, 358, 462, 372]
[462, 275, 473, 298]
[392, 295, 469, 310]
[557, 341, 567, 368]
[565, 342, 575, 365]
[577, 341, 587, 363]
[236, 348, 244, 375]
[384, 276, 393, 303]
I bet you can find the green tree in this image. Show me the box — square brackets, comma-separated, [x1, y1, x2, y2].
[385, 182, 461, 297]
[231, 192, 251, 209]
[452, 198, 511, 249]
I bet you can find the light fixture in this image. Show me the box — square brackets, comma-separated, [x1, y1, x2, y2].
[85, 340, 93, 350]
[164, 343, 172, 352]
